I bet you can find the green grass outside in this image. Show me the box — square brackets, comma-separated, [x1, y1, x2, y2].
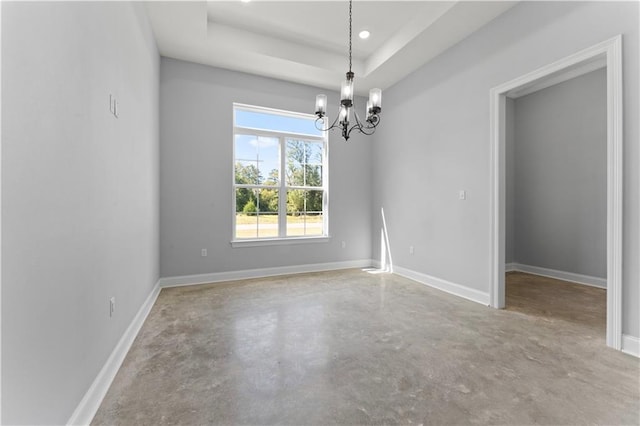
[235, 214, 322, 225]
[235, 213, 323, 239]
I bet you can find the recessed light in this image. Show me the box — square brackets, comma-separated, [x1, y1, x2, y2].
[359, 30, 370, 40]
[241, 0, 251, 3]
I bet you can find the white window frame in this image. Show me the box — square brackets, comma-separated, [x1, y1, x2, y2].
[231, 103, 329, 247]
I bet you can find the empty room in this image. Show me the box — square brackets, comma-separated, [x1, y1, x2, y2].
[1, 1, 639, 425]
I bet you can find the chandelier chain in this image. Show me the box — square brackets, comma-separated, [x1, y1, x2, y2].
[348, 0, 352, 73]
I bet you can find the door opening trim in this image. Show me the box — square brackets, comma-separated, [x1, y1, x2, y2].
[489, 35, 623, 350]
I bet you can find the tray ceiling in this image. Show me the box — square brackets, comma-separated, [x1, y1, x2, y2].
[145, 1, 517, 95]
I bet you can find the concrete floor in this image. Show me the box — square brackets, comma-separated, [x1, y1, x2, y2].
[93, 269, 639, 425]
[506, 271, 607, 334]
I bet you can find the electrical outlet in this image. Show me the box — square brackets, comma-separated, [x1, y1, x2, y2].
[409, 246, 414, 255]
[110, 297, 116, 317]
[201, 248, 207, 257]
[341, 241, 346, 249]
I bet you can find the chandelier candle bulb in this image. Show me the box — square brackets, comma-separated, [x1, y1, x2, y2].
[339, 106, 350, 124]
[315, 94, 327, 117]
[369, 88, 382, 111]
[341, 76, 354, 106]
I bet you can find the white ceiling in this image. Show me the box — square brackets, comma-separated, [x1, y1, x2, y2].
[145, 1, 517, 95]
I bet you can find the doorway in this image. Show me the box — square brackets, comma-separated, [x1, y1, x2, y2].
[489, 36, 623, 350]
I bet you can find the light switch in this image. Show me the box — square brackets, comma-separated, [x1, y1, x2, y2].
[459, 190, 466, 200]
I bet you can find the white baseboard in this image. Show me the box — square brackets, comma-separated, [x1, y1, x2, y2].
[67, 280, 161, 426]
[159, 259, 374, 288]
[622, 334, 640, 358]
[508, 263, 606, 289]
[164, 260, 490, 307]
[393, 266, 490, 306]
[505, 262, 517, 272]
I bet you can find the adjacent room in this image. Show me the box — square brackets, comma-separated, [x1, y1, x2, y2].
[2, 1, 639, 425]
[505, 68, 608, 337]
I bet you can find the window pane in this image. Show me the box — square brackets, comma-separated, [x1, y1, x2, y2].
[306, 142, 323, 165]
[236, 108, 322, 137]
[285, 140, 304, 186]
[236, 187, 255, 218]
[258, 187, 279, 214]
[235, 188, 279, 239]
[257, 188, 279, 238]
[286, 190, 324, 236]
[236, 188, 257, 239]
[235, 134, 280, 185]
[305, 164, 322, 188]
[286, 139, 324, 187]
[304, 142, 323, 187]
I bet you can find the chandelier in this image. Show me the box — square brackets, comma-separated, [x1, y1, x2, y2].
[314, 0, 382, 141]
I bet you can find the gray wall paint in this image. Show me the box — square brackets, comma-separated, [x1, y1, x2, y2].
[371, 1, 639, 336]
[2, 2, 159, 424]
[160, 58, 371, 278]
[512, 69, 607, 279]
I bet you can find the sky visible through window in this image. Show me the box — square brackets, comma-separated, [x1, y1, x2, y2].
[235, 108, 322, 184]
[235, 109, 321, 136]
[235, 134, 279, 184]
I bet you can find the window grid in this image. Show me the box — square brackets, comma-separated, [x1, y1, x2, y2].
[233, 104, 328, 242]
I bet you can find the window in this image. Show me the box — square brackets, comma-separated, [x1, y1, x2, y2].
[233, 104, 328, 243]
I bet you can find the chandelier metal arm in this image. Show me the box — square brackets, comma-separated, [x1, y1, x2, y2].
[356, 114, 381, 135]
[315, 113, 341, 132]
[315, 109, 381, 141]
[350, 110, 380, 136]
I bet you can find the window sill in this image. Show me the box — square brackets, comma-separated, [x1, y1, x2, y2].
[231, 236, 330, 248]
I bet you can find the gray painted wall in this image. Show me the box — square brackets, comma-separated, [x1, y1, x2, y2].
[160, 58, 372, 278]
[2, 2, 160, 424]
[511, 69, 607, 279]
[371, 1, 638, 336]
